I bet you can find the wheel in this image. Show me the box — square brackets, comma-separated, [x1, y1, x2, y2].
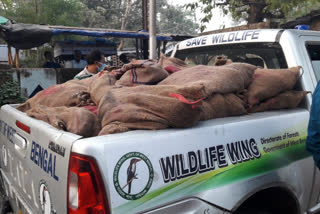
[234, 208, 274, 214]
[0, 200, 12, 214]
[0, 176, 12, 214]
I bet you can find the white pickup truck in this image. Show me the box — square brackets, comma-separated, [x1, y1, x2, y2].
[1, 29, 320, 214]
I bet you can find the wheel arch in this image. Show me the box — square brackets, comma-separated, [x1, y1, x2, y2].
[233, 184, 300, 214]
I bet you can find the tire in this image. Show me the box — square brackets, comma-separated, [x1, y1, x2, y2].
[0, 200, 12, 214]
[0, 175, 12, 214]
[235, 208, 274, 214]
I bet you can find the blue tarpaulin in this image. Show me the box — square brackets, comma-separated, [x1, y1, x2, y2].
[58, 38, 117, 46]
[51, 29, 173, 41]
[0, 16, 183, 49]
[0, 16, 8, 25]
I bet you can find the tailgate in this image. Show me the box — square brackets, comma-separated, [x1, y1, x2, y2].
[72, 109, 310, 214]
[0, 104, 82, 214]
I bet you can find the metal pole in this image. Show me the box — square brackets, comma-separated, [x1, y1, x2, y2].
[7, 45, 13, 65]
[135, 38, 139, 59]
[149, 0, 156, 60]
[142, 0, 148, 59]
[142, 0, 148, 30]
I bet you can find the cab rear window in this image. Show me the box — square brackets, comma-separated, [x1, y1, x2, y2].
[175, 42, 287, 69]
[306, 44, 320, 81]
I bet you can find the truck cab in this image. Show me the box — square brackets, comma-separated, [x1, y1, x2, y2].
[1, 29, 320, 214]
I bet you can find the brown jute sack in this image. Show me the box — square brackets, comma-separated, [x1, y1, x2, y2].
[160, 54, 189, 73]
[116, 60, 169, 86]
[247, 66, 301, 106]
[214, 56, 233, 66]
[248, 91, 310, 113]
[88, 71, 117, 105]
[98, 85, 204, 135]
[200, 93, 247, 120]
[111, 59, 158, 78]
[17, 78, 95, 112]
[26, 105, 101, 137]
[159, 63, 256, 97]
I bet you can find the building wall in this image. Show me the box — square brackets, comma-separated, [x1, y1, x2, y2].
[0, 68, 80, 98]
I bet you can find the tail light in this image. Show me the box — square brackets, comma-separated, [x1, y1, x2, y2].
[16, 120, 30, 134]
[68, 152, 109, 214]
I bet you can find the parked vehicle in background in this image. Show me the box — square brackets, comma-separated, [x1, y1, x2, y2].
[1, 29, 320, 214]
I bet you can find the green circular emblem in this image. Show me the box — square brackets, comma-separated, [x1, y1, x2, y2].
[113, 152, 154, 200]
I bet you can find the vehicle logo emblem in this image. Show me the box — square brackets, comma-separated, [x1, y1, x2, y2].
[113, 152, 154, 200]
[39, 180, 52, 214]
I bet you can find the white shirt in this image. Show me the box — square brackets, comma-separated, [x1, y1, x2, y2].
[74, 67, 94, 80]
[71, 59, 87, 69]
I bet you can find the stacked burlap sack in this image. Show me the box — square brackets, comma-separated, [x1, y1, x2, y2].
[16, 55, 309, 137]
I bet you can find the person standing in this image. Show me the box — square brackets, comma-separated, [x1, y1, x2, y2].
[307, 82, 320, 169]
[71, 50, 87, 69]
[43, 51, 61, 68]
[74, 50, 106, 80]
[119, 53, 130, 64]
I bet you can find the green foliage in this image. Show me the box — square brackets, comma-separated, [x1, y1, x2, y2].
[284, 0, 320, 22]
[40, 0, 85, 26]
[1, 0, 200, 36]
[20, 48, 46, 68]
[79, 0, 199, 35]
[0, 0, 13, 16]
[0, 0, 199, 50]
[158, 4, 199, 35]
[78, 0, 199, 46]
[186, 0, 320, 32]
[2, 0, 85, 26]
[0, 80, 25, 106]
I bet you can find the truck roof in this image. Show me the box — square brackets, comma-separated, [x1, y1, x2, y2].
[177, 29, 320, 51]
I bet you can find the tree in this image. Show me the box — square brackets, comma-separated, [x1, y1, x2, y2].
[1, 0, 199, 35]
[0, 0, 13, 16]
[158, 4, 199, 35]
[118, 0, 132, 51]
[186, 0, 320, 32]
[1, 0, 85, 26]
[79, 0, 124, 29]
[285, 1, 320, 22]
[1, 0, 199, 50]
[79, 0, 199, 48]
[79, 0, 199, 34]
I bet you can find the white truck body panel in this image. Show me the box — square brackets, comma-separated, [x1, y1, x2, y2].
[177, 29, 281, 50]
[1, 29, 320, 214]
[0, 105, 82, 214]
[72, 109, 311, 213]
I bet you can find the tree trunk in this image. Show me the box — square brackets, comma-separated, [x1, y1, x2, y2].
[34, 0, 38, 15]
[0, 1, 8, 15]
[247, 0, 267, 24]
[118, 0, 131, 51]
